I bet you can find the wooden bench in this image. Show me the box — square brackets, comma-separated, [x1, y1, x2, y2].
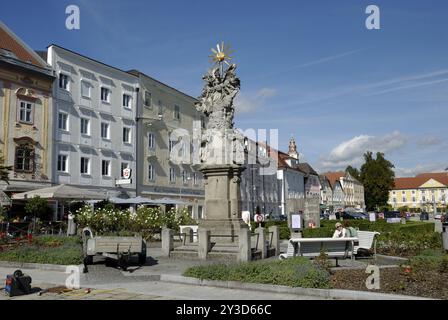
[279, 237, 357, 266]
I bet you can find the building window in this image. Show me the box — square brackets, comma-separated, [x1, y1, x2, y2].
[200, 115, 206, 129]
[402, 197, 406, 203]
[122, 127, 131, 144]
[57, 154, 68, 172]
[392, 191, 395, 195]
[15, 145, 34, 172]
[123, 94, 131, 108]
[193, 172, 198, 185]
[169, 167, 176, 183]
[412, 197, 416, 203]
[145, 91, 151, 107]
[182, 170, 188, 184]
[101, 160, 110, 176]
[169, 139, 176, 153]
[59, 73, 69, 90]
[412, 190, 415, 194]
[80, 157, 90, 175]
[148, 133, 155, 149]
[422, 196, 426, 202]
[18, 101, 33, 123]
[158, 100, 163, 116]
[80, 118, 90, 135]
[198, 206, 203, 220]
[101, 123, 110, 139]
[148, 163, 154, 181]
[58, 113, 68, 131]
[121, 162, 129, 178]
[174, 105, 180, 120]
[100, 87, 111, 103]
[81, 81, 91, 98]
[393, 198, 397, 203]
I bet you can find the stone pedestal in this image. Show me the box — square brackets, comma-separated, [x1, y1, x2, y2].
[199, 164, 248, 245]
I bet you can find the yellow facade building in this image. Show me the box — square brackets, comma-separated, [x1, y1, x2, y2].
[0, 22, 55, 194]
[388, 172, 448, 212]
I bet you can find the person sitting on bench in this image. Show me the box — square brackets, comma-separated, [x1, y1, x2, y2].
[332, 222, 348, 238]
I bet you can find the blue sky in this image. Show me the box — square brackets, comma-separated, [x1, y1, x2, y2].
[2, 0, 447, 176]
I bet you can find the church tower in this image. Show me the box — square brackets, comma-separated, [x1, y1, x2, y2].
[288, 136, 299, 161]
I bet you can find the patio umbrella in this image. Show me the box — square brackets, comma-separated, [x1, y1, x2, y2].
[11, 184, 107, 200]
[153, 197, 188, 205]
[108, 196, 158, 205]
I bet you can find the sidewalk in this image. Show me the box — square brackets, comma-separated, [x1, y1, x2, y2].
[0, 241, 414, 300]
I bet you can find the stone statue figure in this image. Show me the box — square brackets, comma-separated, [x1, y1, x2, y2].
[196, 63, 240, 130]
[195, 62, 244, 165]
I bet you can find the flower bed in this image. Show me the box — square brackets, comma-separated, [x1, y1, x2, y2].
[0, 235, 83, 265]
[75, 205, 198, 240]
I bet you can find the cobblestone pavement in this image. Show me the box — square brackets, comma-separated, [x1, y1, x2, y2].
[0, 240, 401, 301]
[0, 284, 178, 300]
[0, 264, 326, 300]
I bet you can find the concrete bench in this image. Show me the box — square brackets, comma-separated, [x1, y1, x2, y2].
[279, 237, 357, 266]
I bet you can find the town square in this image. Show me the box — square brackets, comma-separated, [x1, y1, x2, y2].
[0, 0, 447, 310]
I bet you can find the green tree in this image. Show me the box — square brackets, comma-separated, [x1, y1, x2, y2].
[379, 204, 393, 212]
[360, 151, 395, 211]
[345, 165, 361, 181]
[0, 151, 12, 184]
[24, 196, 53, 220]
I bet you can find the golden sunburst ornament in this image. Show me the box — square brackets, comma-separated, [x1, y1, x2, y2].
[209, 42, 234, 66]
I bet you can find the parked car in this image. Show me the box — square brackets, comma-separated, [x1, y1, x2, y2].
[320, 211, 329, 220]
[384, 211, 401, 219]
[434, 214, 443, 220]
[267, 213, 287, 221]
[420, 211, 429, 221]
[341, 211, 365, 220]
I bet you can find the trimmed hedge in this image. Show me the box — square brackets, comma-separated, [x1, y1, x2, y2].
[313, 220, 440, 256]
[251, 219, 440, 256]
[319, 220, 435, 235]
[250, 221, 291, 240]
[183, 257, 331, 289]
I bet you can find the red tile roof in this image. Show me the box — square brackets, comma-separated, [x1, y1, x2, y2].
[322, 172, 345, 189]
[393, 173, 448, 189]
[0, 23, 44, 67]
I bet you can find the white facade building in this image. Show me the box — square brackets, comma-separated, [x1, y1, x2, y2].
[47, 45, 139, 198]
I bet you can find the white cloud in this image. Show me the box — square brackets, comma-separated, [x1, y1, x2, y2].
[394, 163, 447, 177]
[318, 131, 408, 171]
[236, 88, 277, 114]
[417, 136, 444, 147]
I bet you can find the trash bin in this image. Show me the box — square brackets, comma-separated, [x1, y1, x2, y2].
[67, 213, 76, 236]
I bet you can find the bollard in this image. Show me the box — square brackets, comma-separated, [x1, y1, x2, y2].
[161, 228, 174, 257]
[239, 228, 251, 262]
[184, 227, 193, 244]
[198, 229, 210, 260]
[269, 226, 280, 256]
[256, 227, 267, 259]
